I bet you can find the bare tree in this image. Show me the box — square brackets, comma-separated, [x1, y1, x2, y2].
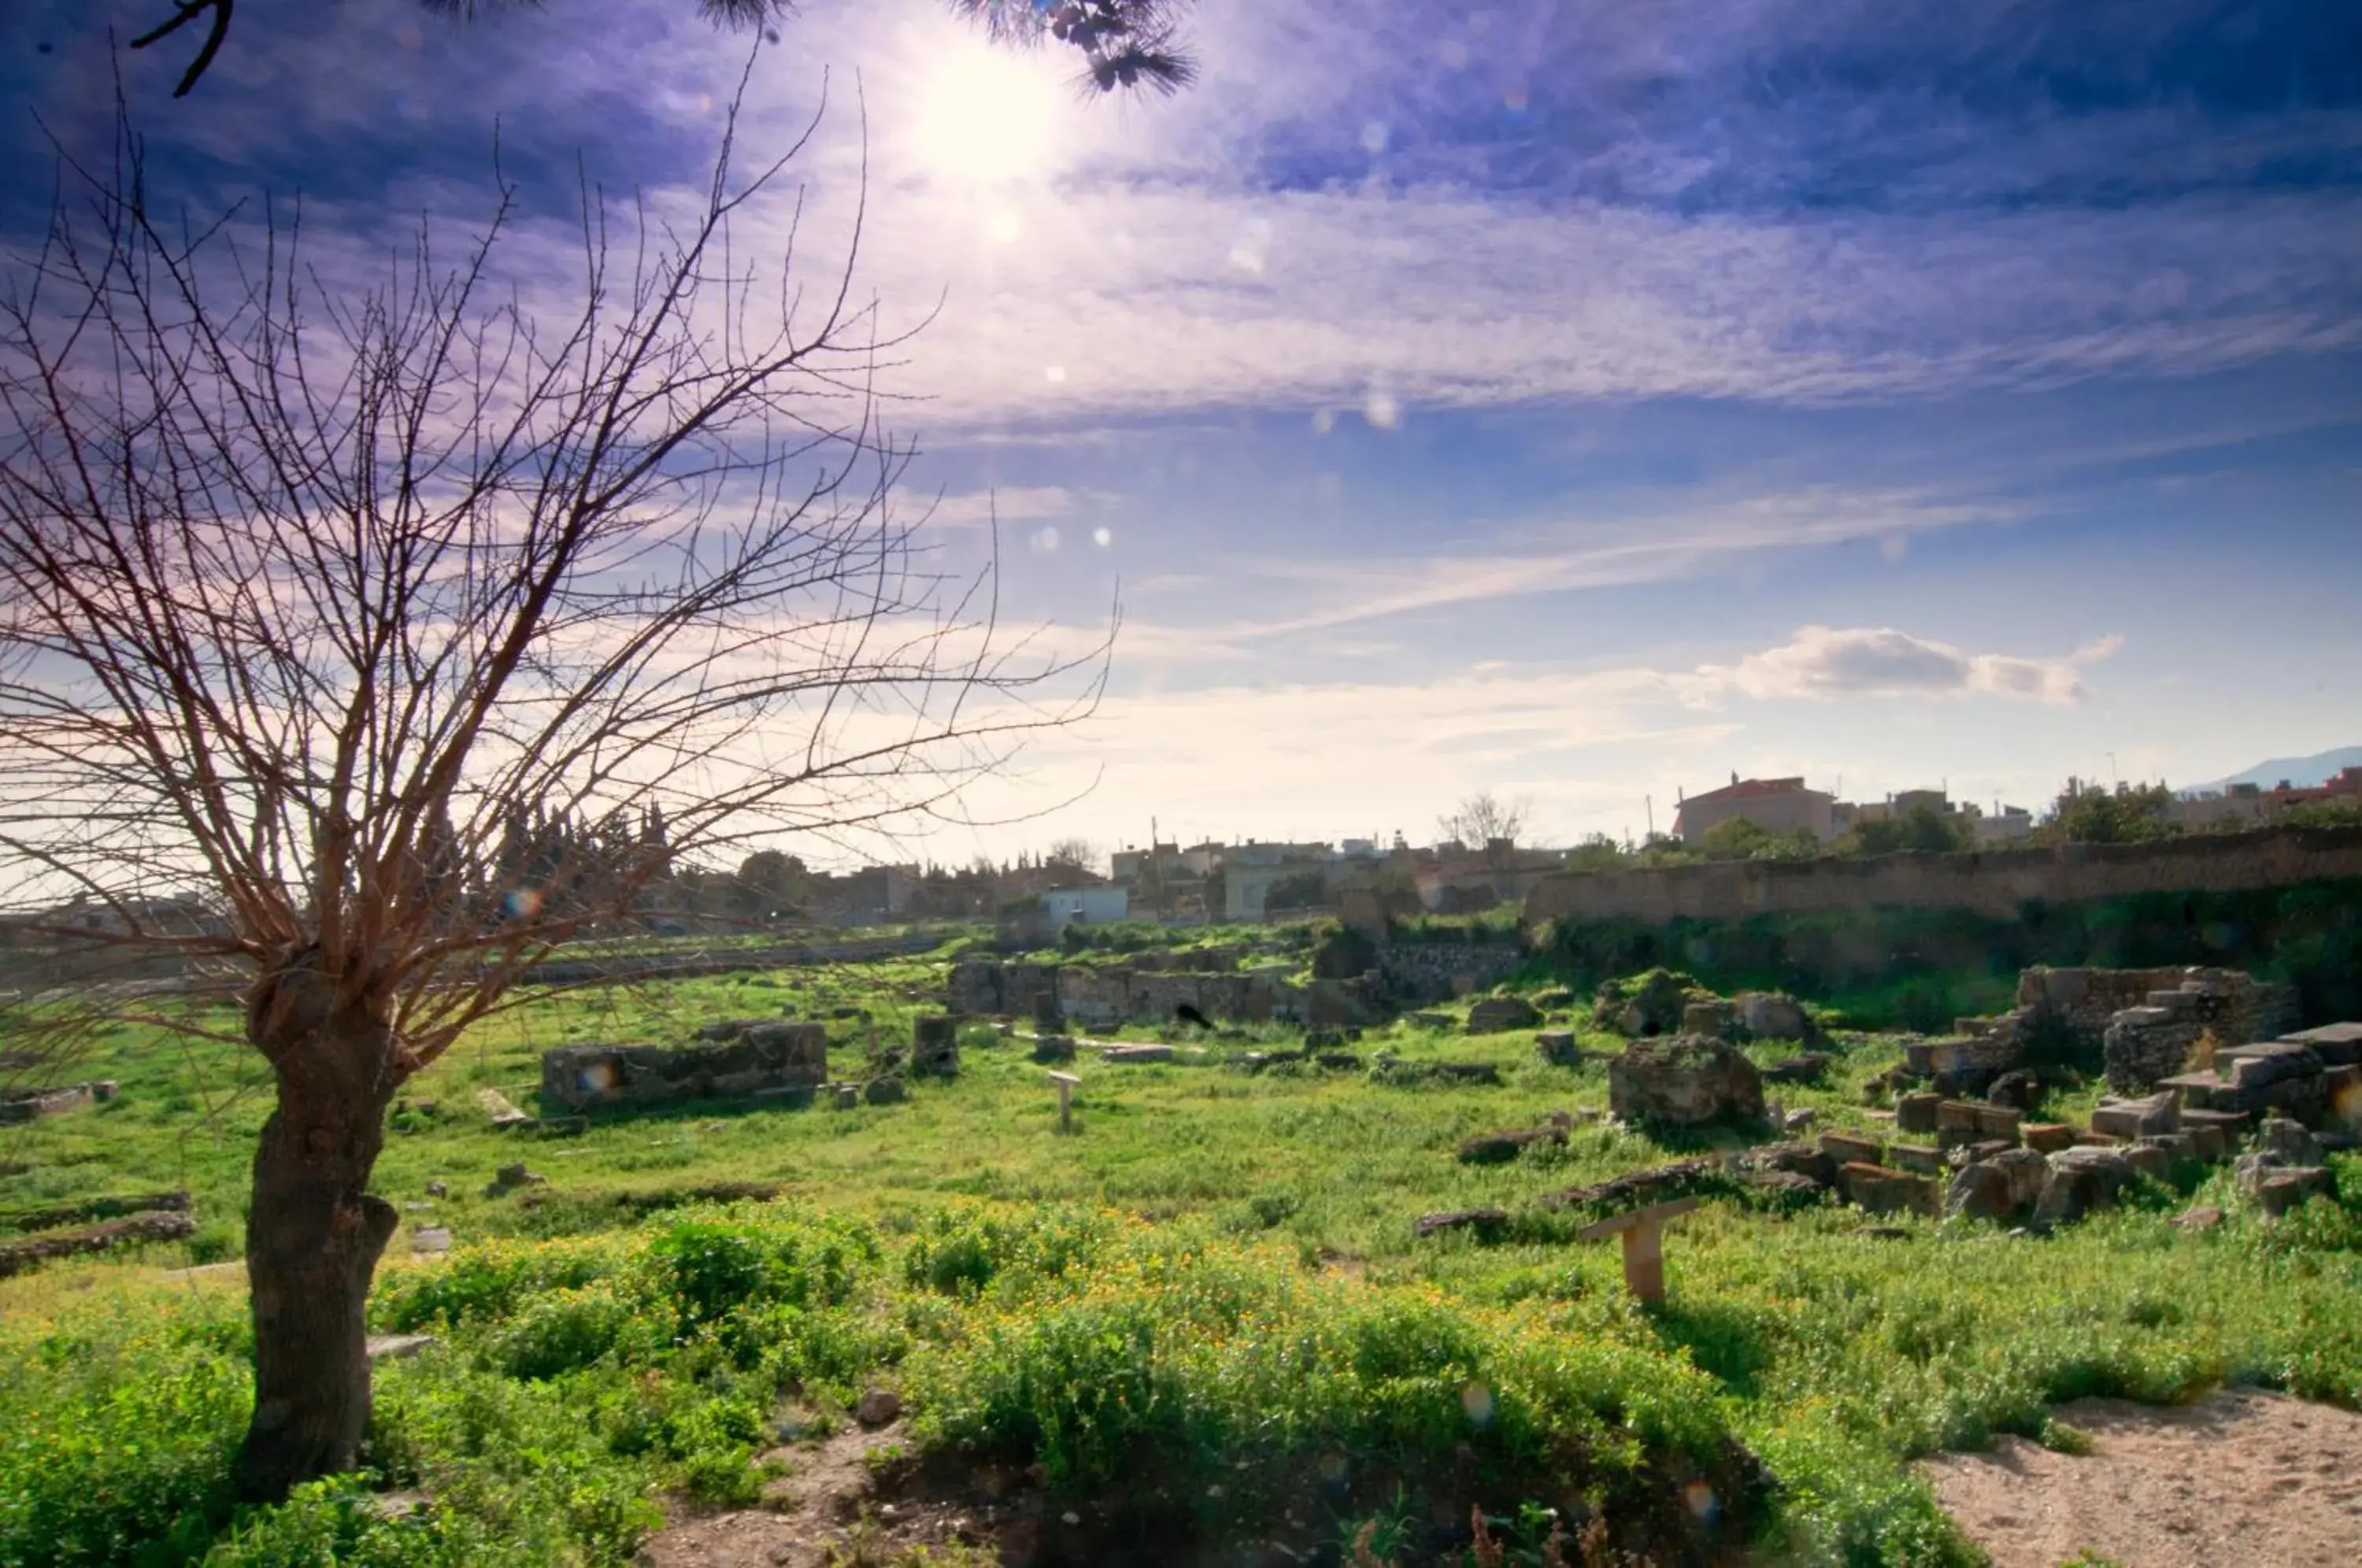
[0, 87, 1100, 1500]
[1043, 835, 1099, 876]
[129, 0, 1198, 101]
[1437, 792, 1529, 856]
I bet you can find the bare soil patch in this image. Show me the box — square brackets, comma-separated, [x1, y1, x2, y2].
[1921, 1388, 2362, 1568]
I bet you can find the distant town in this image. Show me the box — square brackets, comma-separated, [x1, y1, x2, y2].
[767, 761, 2362, 929]
[15, 764, 2358, 947]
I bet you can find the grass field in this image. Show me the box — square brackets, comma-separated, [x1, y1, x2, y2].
[3, 947, 2359, 1567]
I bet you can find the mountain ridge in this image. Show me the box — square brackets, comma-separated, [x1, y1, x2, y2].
[2187, 745, 2362, 794]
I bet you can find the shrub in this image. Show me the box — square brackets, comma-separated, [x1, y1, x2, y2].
[479, 1285, 640, 1381]
[0, 1303, 249, 1566]
[644, 1214, 878, 1332]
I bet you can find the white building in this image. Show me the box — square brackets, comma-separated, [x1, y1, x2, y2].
[1039, 885, 1130, 925]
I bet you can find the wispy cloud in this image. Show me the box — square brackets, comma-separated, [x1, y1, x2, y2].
[23, 2, 2360, 435]
[1108, 486, 2024, 658]
[899, 486, 1102, 527]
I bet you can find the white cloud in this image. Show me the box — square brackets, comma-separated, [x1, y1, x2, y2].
[1699, 626, 2122, 704]
[903, 486, 1090, 527]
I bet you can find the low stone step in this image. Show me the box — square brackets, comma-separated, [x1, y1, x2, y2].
[2279, 1023, 2362, 1067]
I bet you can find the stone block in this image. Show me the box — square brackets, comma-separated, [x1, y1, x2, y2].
[2256, 1117, 2320, 1165]
[2075, 1129, 2125, 1147]
[2253, 1166, 2335, 1217]
[1738, 991, 1820, 1042]
[1934, 1099, 1983, 1141]
[862, 1077, 906, 1106]
[542, 1029, 827, 1112]
[912, 1015, 961, 1078]
[1820, 1131, 1886, 1168]
[1457, 1126, 1568, 1165]
[2186, 1124, 2227, 1161]
[2223, 1041, 2324, 1091]
[1535, 1030, 1584, 1067]
[1414, 1207, 1507, 1239]
[2180, 1106, 2249, 1136]
[1896, 1093, 1942, 1135]
[1764, 1052, 1834, 1085]
[1984, 1070, 2043, 1111]
[1606, 1034, 1765, 1127]
[2033, 1146, 2137, 1226]
[1745, 1141, 1836, 1187]
[1840, 1163, 1937, 1217]
[1945, 1161, 2016, 1221]
[1972, 1104, 2023, 1143]
[2090, 1093, 2179, 1140]
[1945, 1152, 2046, 1222]
[1681, 998, 1738, 1037]
[2123, 1142, 2171, 1179]
[2281, 1023, 2362, 1067]
[1101, 1044, 1173, 1064]
[1031, 1034, 1077, 1064]
[1890, 1143, 1944, 1175]
[1467, 995, 1543, 1034]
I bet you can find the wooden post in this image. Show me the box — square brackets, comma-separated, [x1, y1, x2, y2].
[1047, 1071, 1079, 1133]
[1575, 1196, 1700, 1305]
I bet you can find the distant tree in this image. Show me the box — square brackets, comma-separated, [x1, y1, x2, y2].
[1043, 837, 1099, 878]
[1262, 869, 1328, 913]
[1560, 834, 1632, 873]
[2273, 797, 2362, 831]
[2044, 782, 2176, 845]
[1838, 804, 1973, 857]
[130, 0, 1198, 101]
[0, 101, 1095, 1500]
[731, 850, 810, 923]
[1438, 792, 1530, 855]
[1691, 818, 1820, 861]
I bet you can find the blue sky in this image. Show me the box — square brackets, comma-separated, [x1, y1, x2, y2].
[8, 1, 2359, 864]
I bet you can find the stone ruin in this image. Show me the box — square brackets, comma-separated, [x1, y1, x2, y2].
[1898, 965, 2300, 1098]
[1429, 967, 2358, 1245]
[0, 1079, 117, 1124]
[949, 956, 1298, 1030]
[1590, 970, 1820, 1045]
[946, 952, 1401, 1032]
[540, 1019, 829, 1111]
[1607, 1034, 1766, 1128]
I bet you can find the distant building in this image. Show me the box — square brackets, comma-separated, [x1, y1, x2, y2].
[813, 863, 920, 925]
[1040, 885, 1130, 925]
[1673, 775, 1837, 841]
[2169, 782, 2267, 832]
[2262, 766, 2362, 813]
[1972, 804, 2035, 845]
[1413, 841, 1564, 911]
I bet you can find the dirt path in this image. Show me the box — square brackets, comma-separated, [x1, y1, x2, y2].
[1921, 1388, 2362, 1568]
[635, 1417, 985, 1568]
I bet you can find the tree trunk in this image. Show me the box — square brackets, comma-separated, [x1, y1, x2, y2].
[232, 949, 404, 1503]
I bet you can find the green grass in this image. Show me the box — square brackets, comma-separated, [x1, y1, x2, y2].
[4, 957, 2361, 1566]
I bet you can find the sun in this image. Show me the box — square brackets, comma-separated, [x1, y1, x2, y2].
[898, 32, 1074, 187]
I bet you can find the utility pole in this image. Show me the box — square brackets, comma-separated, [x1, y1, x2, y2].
[1644, 796, 1653, 838]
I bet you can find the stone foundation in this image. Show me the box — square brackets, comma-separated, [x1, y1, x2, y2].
[541, 1023, 828, 1111]
[0, 1080, 115, 1124]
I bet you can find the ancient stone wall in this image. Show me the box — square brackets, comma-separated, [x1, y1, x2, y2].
[1523, 825, 2362, 927]
[541, 1023, 829, 1111]
[1375, 943, 1524, 1005]
[947, 941, 1516, 1026]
